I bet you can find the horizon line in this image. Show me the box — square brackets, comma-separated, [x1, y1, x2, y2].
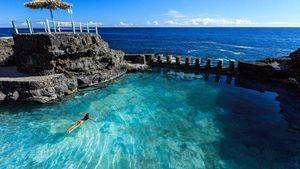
[1, 26, 300, 29]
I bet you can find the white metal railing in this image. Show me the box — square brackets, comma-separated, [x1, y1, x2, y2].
[11, 19, 99, 35]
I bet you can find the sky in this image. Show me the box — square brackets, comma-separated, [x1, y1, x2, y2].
[0, 0, 300, 27]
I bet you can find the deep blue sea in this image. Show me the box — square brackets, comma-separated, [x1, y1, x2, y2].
[1, 27, 300, 60]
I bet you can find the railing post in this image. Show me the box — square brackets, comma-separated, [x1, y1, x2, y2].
[53, 21, 57, 33]
[43, 21, 47, 33]
[72, 21, 76, 34]
[57, 21, 61, 32]
[26, 19, 33, 34]
[95, 23, 99, 35]
[11, 20, 19, 34]
[79, 22, 83, 33]
[86, 22, 90, 33]
[46, 19, 51, 34]
[30, 20, 34, 33]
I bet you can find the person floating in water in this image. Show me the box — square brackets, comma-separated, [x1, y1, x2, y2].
[67, 113, 91, 133]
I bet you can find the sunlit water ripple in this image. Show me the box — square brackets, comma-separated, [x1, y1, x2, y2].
[0, 71, 300, 169]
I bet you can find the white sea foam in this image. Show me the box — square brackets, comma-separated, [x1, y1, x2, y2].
[219, 49, 245, 55]
[198, 40, 255, 49]
[219, 43, 255, 49]
[187, 49, 199, 53]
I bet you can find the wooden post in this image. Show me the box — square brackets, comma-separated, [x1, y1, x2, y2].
[11, 21, 19, 34]
[95, 23, 99, 35]
[217, 59, 223, 71]
[195, 58, 201, 69]
[206, 58, 211, 70]
[86, 22, 90, 33]
[166, 55, 172, 64]
[72, 21, 76, 34]
[229, 59, 236, 73]
[185, 57, 191, 68]
[176, 56, 181, 66]
[79, 22, 83, 33]
[46, 19, 51, 34]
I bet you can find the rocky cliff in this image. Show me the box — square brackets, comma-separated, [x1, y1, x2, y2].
[13, 33, 127, 88]
[0, 33, 138, 103]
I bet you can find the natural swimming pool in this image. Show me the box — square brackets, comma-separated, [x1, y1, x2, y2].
[0, 70, 299, 169]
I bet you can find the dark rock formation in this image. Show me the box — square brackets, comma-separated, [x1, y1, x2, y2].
[0, 74, 77, 103]
[0, 38, 15, 66]
[237, 61, 282, 79]
[0, 33, 136, 104]
[0, 33, 150, 104]
[238, 51, 300, 93]
[13, 33, 127, 88]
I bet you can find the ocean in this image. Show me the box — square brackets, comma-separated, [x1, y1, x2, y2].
[0, 28, 300, 168]
[1, 27, 300, 61]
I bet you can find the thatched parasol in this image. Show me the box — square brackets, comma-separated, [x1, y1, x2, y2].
[24, 0, 73, 21]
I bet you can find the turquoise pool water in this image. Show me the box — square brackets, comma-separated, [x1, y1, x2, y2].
[0, 71, 300, 169]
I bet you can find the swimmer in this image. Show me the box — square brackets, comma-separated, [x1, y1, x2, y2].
[67, 113, 91, 133]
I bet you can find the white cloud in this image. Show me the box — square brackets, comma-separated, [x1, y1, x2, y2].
[153, 21, 159, 25]
[147, 20, 159, 26]
[87, 21, 102, 26]
[163, 10, 255, 27]
[165, 20, 177, 25]
[165, 10, 186, 19]
[118, 21, 133, 27]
